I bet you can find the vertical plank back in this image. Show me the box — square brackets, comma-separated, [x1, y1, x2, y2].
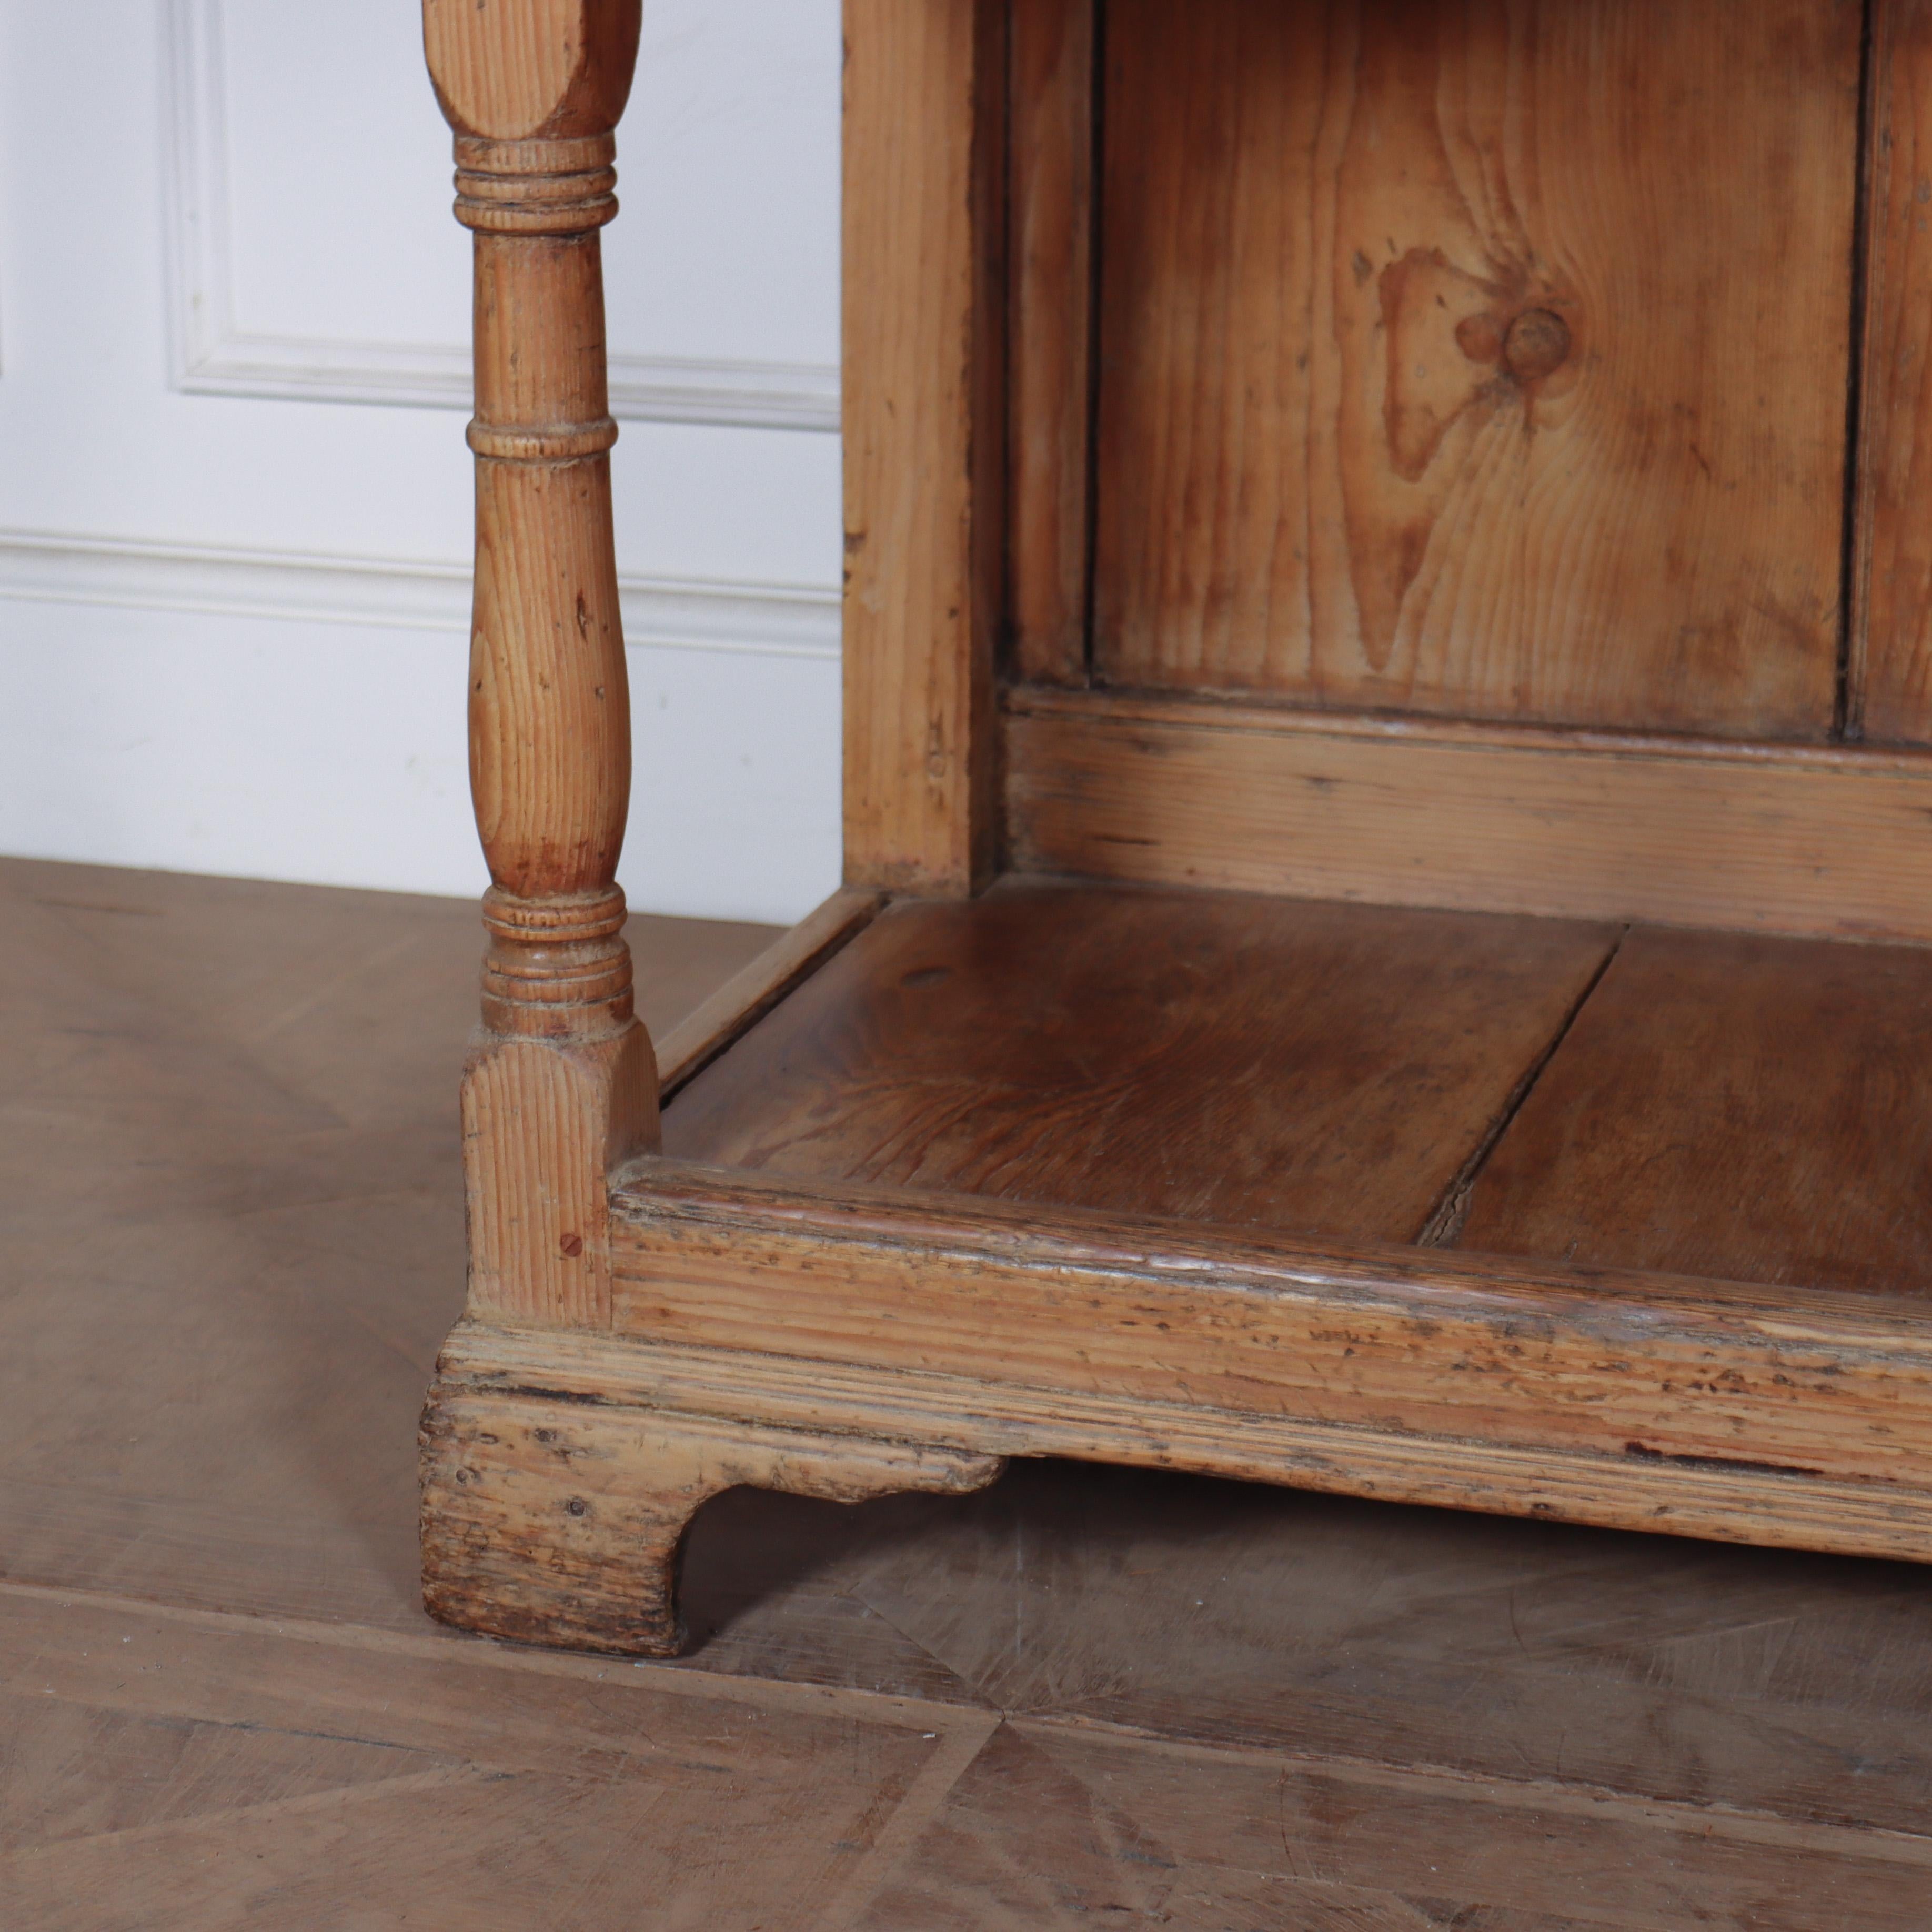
[1089, 0, 1859, 740]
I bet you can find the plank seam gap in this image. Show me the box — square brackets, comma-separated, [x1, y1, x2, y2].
[1078, 0, 1109, 684]
[1840, 0, 1880, 742]
[1414, 925, 1629, 1247]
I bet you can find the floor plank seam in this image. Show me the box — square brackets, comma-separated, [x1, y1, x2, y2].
[807, 1714, 1004, 1932]
[1, 1765, 478, 1866]
[831, 1590, 1004, 1712]
[0, 1578, 989, 1732]
[1004, 1708, 1932, 1859]
[37, 1573, 1923, 1863]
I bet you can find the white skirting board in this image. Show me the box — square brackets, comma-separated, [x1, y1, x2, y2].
[0, 536, 842, 927]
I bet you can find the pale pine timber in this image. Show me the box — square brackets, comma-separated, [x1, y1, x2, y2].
[32, 858, 1932, 1920]
[417, 0, 1932, 1666]
[1092, 0, 1857, 737]
[422, 0, 656, 1341]
[420, 0, 669, 1645]
[601, 1164, 1932, 1564]
[842, 0, 1008, 892]
[420, 1343, 1000, 1655]
[1004, 686, 1932, 943]
[663, 882, 1617, 1236]
[653, 886, 886, 1097]
[418, 3, 1007, 1656]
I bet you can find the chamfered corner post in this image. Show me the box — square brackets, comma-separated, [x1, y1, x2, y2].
[421, 0, 655, 1339]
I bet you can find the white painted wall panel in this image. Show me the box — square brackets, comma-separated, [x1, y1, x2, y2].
[0, 0, 844, 922]
[0, 599, 838, 924]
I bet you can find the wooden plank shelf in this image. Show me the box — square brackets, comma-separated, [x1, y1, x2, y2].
[661, 879, 1932, 1305]
[480, 873, 1932, 1593]
[663, 879, 1619, 1239]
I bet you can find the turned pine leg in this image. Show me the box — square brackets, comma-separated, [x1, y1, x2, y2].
[425, 0, 654, 1341]
[416, 2, 1003, 1656]
[417, 1, 660, 1639]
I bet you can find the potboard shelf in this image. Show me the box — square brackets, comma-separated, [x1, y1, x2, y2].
[662, 876, 1932, 1304]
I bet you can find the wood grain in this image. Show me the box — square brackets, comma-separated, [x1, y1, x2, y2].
[842, 0, 1008, 892]
[1092, 0, 1859, 736]
[770, 1455, 1932, 1842]
[0, 859, 774, 1641]
[654, 887, 884, 1098]
[1853, 0, 1932, 744]
[425, 2, 657, 1507]
[663, 881, 1616, 1237]
[609, 1165, 1932, 1449]
[421, 0, 641, 144]
[414, 0, 1932, 1680]
[1005, 686, 1932, 941]
[1462, 926, 1932, 1295]
[24, 1559, 1930, 1931]
[602, 1146, 1932, 1560]
[19, 852, 1932, 1917]
[501, 1307, 1932, 1569]
[466, 237, 628, 900]
[1008, 0, 1096, 686]
[856, 1717, 1932, 1932]
[420, 1354, 1000, 1655]
[1, 1589, 985, 1932]
[459, 1025, 652, 1328]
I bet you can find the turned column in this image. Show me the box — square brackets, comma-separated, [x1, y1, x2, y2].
[424, 0, 653, 1329]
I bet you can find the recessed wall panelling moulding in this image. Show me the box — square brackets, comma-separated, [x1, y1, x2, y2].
[158, 0, 841, 431]
[0, 530, 839, 661]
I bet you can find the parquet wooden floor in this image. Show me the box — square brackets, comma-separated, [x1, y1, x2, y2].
[4, 856, 1930, 1930]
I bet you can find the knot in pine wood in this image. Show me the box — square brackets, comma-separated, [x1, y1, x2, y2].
[1501, 308, 1573, 385]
